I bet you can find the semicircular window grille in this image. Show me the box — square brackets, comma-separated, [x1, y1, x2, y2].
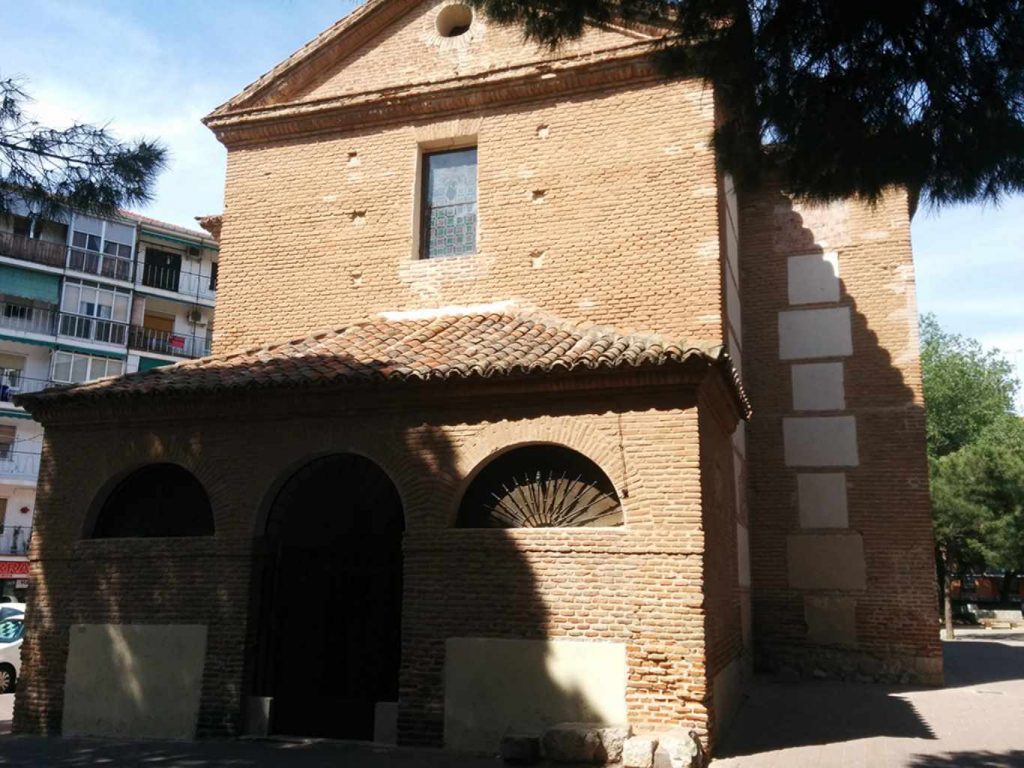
[92, 463, 214, 538]
[458, 445, 622, 528]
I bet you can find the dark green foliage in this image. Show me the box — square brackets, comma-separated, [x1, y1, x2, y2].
[920, 313, 1018, 458]
[921, 314, 1023, 633]
[0, 76, 167, 220]
[471, 0, 1024, 207]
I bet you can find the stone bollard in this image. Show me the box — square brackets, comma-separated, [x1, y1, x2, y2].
[652, 729, 706, 768]
[622, 735, 660, 768]
[542, 722, 633, 764]
[500, 733, 542, 764]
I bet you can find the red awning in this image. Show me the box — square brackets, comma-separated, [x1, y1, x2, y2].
[0, 560, 29, 578]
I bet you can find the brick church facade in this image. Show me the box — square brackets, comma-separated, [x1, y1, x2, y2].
[14, 0, 940, 754]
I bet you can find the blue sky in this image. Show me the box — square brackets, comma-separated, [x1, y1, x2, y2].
[5, 1, 1022, 405]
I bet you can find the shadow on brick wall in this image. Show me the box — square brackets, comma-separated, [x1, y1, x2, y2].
[725, 188, 944, 754]
[739, 188, 940, 683]
[14, 352, 626, 752]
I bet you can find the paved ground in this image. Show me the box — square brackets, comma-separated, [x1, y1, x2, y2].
[0, 631, 1020, 766]
[715, 629, 1024, 767]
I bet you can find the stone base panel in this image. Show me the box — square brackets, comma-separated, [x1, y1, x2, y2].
[756, 642, 943, 686]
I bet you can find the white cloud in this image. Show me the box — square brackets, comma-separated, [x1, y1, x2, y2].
[8, 0, 230, 229]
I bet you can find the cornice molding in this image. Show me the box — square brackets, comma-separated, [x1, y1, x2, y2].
[204, 42, 671, 148]
[210, 0, 417, 116]
[27, 363, 717, 430]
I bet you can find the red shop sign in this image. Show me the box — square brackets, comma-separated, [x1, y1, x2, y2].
[0, 560, 30, 578]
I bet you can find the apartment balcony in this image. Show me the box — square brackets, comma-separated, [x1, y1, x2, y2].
[58, 312, 128, 347]
[128, 325, 211, 359]
[1, 375, 56, 405]
[0, 525, 31, 556]
[137, 262, 217, 303]
[67, 246, 133, 282]
[0, 302, 58, 337]
[0, 451, 40, 483]
[0, 231, 66, 269]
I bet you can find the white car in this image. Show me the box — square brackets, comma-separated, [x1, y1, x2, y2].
[0, 612, 24, 694]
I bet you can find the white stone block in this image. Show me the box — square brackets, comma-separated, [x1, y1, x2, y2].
[804, 595, 858, 647]
[726, 273, 742, 341]
[62, 624, 207, 740]
[736, 522, 751, 587]
[797, 473, 849, 528]
[444, 638, 627, 754]
[787, 533, 867, 590]
[728, 328, 743, 378]
[788, 252, 840, 305]
[778, 307, 853, 360]
[374, 701, 398, 744]
[791, 362, 845, 411]
[783, 416, 859, 467]
[623, 736, 659, 768]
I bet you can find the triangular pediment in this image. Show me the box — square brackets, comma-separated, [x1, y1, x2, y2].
[213, 0, 654, 115]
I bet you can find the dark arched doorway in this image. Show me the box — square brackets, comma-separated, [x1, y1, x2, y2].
[255, 454, 404, 740]
[92, 463, 214, 538]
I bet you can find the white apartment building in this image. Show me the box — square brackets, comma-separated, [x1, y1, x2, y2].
[0, 198, 219, 599]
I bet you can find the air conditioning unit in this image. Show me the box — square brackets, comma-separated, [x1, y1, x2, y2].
[186, 307, 204, 324]
[185, 245, 202, 261]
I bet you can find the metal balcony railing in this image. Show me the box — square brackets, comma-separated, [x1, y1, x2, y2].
[0, 302, 58, 336]
[0, 450, 40, 481]
[0, 231, 66, 269]
[67, 246, 132, 282]
[0, 525, 32, 556]
[128, 325, 211, 359]
[1, 374, 56, 404]
[137, 262, 217, 302]
[57, 312, 128, 346]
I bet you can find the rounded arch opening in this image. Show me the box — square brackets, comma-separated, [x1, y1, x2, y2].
[252, 453, 405, 741]
[457, 444, 623, 528]
[263, 452, 404, 543]
[91, 463, 214, 538]
[436, 3, 473, 37]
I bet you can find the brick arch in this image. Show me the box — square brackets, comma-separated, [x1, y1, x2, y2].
[74, 431, 240, 541]
[249, 437, 428, 539]
[449, 418, 632, 526]
[83, 460, 214, 539]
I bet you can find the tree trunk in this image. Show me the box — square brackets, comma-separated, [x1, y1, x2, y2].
[943, 565, 955, 640]
[999, 570, 1017, 605]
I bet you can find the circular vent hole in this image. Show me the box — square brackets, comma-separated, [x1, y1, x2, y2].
[436, 4, 473, 37]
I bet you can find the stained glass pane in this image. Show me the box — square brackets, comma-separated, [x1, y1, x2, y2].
[422, 148, 477, 259]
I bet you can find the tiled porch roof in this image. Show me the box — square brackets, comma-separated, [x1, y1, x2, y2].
[16, 312, 750, 417]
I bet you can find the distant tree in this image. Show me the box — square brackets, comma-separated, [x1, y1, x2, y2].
[471, 0, 1024, 207]
[921, 315, 1023, 638]
[921, 314, 1018, 458]
[0, 76, 166, 221]
[971, 416, 1024, 602]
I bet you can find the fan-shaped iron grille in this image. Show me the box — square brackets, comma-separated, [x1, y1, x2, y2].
[458, 445, 622, 528]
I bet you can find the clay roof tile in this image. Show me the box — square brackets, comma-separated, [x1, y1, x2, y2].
[16, 311, 750, 418]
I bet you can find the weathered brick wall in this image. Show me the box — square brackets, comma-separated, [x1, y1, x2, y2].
[738, 185, 942, 682]
[15, 381, 738, 745]
[697, 389, 743, 742]
[300, 2, 647, 103]
[214, 76, 722, 353]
